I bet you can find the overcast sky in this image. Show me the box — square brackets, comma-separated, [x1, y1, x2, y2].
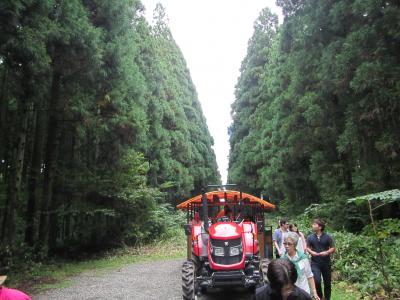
[141, 0, 281, 184]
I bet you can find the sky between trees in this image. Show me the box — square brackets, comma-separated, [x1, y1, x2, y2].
[142, 0, 282, 183]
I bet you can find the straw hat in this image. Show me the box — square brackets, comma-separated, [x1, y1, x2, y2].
[0, 275, 7, 285]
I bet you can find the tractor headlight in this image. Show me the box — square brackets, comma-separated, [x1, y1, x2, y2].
[229, 245, 242, 256]
[213, 246, 225, 256]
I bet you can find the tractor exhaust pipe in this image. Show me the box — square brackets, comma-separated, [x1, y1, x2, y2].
[201, 189, 209, 232]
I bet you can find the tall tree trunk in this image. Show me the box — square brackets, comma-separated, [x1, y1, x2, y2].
[48, 186, 59, 253]
[2, 104, 28, 245]
[49, 125, 66, 254]
[341, 153, 354, 193]
[25, 105, 45, 246]
[0, 66, 8, 146]
[0, 66, 8, 235]
[38, 72, 61, 251]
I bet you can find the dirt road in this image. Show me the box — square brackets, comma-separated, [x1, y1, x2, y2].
[33, 259, 253, 300]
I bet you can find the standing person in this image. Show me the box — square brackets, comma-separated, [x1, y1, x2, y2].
[289, 224, 307, 254]
[282, 232, 320, 300]
[273, 219, 289, 258]
[306, 219, 335, 300]
[0, 276, 31, 300]
[253, 259, 312, 300]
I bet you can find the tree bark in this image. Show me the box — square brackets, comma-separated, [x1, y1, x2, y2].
[0, 65, 8, 146]
[0, 66, 8, 237]
[38, 72, 61, 251]
[2, 104, 28, 245]
[341, 153, 354, 193]
[25, 105, 45, 246]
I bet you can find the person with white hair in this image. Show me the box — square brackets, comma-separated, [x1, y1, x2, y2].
[282, 232, 320, 300]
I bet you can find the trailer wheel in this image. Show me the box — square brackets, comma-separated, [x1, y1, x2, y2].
[182, 260, 196, 300]
[261, 258, 270, 283]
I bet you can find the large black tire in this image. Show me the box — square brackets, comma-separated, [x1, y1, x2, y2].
[261, 258, 270, 283]
[182, 260, 196, 300]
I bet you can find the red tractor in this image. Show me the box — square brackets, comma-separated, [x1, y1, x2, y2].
[177, 186, 275, 299]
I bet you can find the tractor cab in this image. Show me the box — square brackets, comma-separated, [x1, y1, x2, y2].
[177, 186, 275, 299]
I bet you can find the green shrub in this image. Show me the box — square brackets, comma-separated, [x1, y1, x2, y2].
[291, 212, 400, 298]
[332, 230, 400, 297]
[143, 203, 186, 242]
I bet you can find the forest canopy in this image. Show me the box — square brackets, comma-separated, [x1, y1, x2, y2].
[0, 0, 220, 257]
[228, 0, 400, 227]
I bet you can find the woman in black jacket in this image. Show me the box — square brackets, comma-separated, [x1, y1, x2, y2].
[254, 259, 312, 300]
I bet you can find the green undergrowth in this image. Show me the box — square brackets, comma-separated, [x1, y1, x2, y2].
[332, 281, 364, 300]
[8, 234, 186, 294]
[283, 213, 400, 299]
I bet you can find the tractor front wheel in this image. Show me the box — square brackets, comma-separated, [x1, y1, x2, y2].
[182, 260, 196, 300]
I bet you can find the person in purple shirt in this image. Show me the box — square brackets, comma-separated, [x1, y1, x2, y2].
[273, 219, 289, 258]
[0, 276, 31, 300]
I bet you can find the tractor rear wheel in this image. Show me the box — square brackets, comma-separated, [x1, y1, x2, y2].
[182, 260, 196, 300]
[261, 258, 270, 283]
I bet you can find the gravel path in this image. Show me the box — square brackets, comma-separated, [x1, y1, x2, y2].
[33, 259, 253, 300]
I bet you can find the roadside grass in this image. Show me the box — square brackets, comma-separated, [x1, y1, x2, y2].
[10, 235, 186, 294]
[332, 281, 365, 300]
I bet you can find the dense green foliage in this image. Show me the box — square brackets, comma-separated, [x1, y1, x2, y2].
[333, 228, 400, 296]
[290, 211, 400, 298]
[230, 3, 400, 297]
[276, 189, 400, 297]
[229, 0, 400, 223]
[0, 0, 219, 263]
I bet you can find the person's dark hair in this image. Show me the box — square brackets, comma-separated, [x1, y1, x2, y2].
[313, 218, 325, 231]
[279, 219, 288, 227]
[289, 223, 299, 234]
[267, 259, 297, 293]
